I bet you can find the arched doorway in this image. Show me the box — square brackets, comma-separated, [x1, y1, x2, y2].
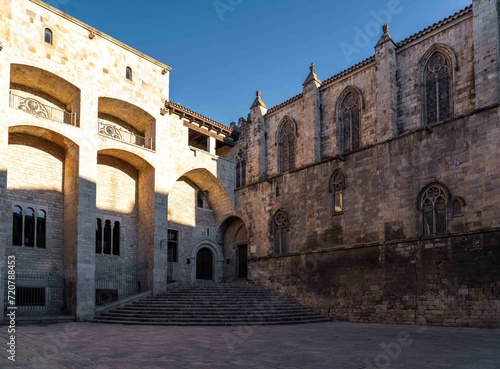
[196, 247, 214, 280]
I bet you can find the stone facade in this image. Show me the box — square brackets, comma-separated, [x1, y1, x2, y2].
[0, 0, 498, 328]
[0, 0, 241, 321]
[236, 1, 500, 327]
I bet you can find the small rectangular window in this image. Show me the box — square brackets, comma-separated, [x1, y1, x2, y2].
[167, 229, 178, 262]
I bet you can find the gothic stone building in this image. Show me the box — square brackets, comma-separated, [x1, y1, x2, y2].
[0, 0, 499, 327]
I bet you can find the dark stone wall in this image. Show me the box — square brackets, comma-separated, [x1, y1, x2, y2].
[249, 231, 500, 327]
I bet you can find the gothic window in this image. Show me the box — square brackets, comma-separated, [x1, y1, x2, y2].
[44, 28, 53, 45]
[425, 53, 451, 124]
[236, 151, 247, 188]
[451, 197, 466, 217]
[12, 204, 47, 248]
[96, 216, 121, 256]
[419, 184, 449, 237]
[12, 206, 23, 246]
[273, 209, 290, 255]
[95, 218, 102, 253]
[330, 170, 345, 214]
[36, 210, 46, 249]
[340, 92, 361, 153]
[278, 118, 296, 173]
[112, 221, 120, 256]
[126, 67, 133, 81]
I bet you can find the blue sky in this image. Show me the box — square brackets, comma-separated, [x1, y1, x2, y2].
[48, 0, 471, 125]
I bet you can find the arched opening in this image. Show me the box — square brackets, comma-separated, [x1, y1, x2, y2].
[196, 247, 214, 280]
[217, 215, 249, 281]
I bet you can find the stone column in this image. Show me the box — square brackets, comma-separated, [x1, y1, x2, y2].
[375, 24, 398, 140]
[473, 0, 500, 108]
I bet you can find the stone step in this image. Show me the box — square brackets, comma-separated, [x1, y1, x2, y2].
[93, 283, 329, 326]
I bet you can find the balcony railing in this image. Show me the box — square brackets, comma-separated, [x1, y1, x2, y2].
[95, 262, 149, 306]
[98, 120, 153, 150]
[9, 92, 77, 126]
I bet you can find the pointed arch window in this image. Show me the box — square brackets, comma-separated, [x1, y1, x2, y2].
[44, 28, 53, 45]
[419, 184, 449, 237]
[236, 151, 247, 188]
[11, 204, 47, 248]
[197, 191, 204, 208]
[273, 209, 290, 255]
[278, 118, 296, 173]
[340, 92, 360, 153]
[330, 170, 345, 214]
[425, 53, 451, 124]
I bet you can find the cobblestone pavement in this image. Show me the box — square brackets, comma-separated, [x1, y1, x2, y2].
[1, 321, 499, 369]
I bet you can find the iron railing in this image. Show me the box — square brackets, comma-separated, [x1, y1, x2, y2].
[98, 120, 154, 150]
[4, 273, 73, 317]
[95, 262, 149, 306]
[9, 92, 77, 126]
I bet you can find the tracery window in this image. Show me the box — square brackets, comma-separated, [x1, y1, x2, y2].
[339, 92, 360, 154]
[236, 151, 247, 188]
[425, 53, 451, 124]
[12, 204, 47, 248]
[95, 216, 121, 255]
[278, 118, 296, 173]
[273, 209, 290, 255]
[330, 170, 345, 214]
[419, 184, 449, 237]
[44, 28, 53, 45]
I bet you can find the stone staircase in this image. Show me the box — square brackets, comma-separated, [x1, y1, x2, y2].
[92, 282, 330, 326]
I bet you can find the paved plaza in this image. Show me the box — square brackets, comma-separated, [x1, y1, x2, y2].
[1, 321, 499, 369]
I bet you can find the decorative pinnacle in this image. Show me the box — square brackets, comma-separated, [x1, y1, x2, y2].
[382, 23, 389, 34]
[257, 90, 261, 97]
[310, 63, 315, 73]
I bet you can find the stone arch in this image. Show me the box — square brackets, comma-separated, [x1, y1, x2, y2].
[190, 239, 224, 283]
[173, 168, 234, 221]
[216, 215, 249, 281]
[6, 127, 79, 314]
[274, 115, 298, 143]
[97, 148, 155, 281]
[10, 64, 81, 126]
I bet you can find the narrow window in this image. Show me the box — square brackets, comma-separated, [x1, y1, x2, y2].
[420, 184, 449, 236]
[273, 210, 289, 255]
[12, 206, 23, 246]
[452, 197, 465, 217]
[36, 210, 46, 249]
[167, 229, 178, 262]
[44, 28, 53, 45]
[340, 92, 360, 153]
[241, 160, 246, 186]
[24, 207, 35, 247]
[103, 220, 112, 254]
[112, 221, 120, 255]
[236, 161, 241, 188]
[278, 118, 296, 173]
[330, 170, 345, 214]
[425, 53, 451, 124]
[126, 67, 133, 81]
[197, 191, 204, 208]
[95, 218, 102, 253]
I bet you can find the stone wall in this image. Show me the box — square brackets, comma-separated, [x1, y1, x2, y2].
[250, 231, 500, 327]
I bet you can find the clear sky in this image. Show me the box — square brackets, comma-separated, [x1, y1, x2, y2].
[46, 0, 472, 126]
